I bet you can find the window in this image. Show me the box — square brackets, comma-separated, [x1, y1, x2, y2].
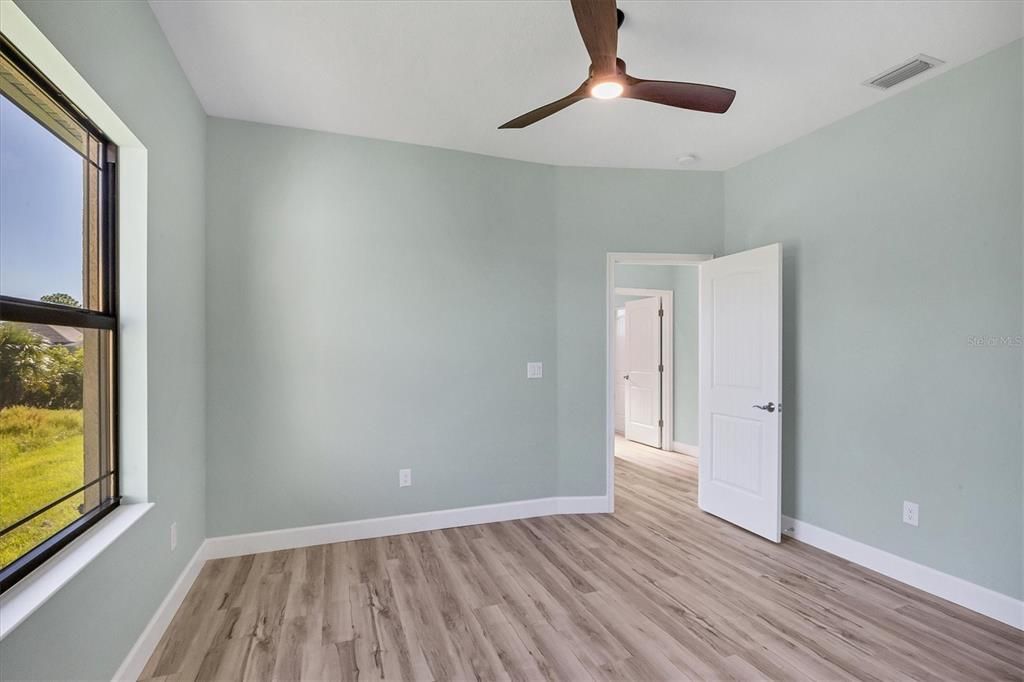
[0, 38, 118, 592]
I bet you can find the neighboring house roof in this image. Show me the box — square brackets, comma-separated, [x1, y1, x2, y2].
[23, 323, 84, 349]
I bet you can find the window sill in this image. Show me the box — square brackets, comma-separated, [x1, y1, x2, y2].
[0, 502, 153, 640]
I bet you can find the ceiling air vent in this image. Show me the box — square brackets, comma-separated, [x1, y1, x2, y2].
[863, 54, 944, 90]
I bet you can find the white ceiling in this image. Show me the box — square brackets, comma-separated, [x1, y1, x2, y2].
[150, 1, 1023, 171]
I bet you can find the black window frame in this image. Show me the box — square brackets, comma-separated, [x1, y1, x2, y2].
[0, 36, 119, 593]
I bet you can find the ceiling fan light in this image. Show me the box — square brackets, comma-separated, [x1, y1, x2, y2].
[590, 81, 624, 100]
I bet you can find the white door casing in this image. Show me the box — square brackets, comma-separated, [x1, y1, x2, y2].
[614, 308, 627, 433]
[624, 297, 662, 448]
[605, 253, 714, 512]
[698, 243, 782, 542]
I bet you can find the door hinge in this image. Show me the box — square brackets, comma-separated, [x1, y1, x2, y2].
[658, 419, 664, 427]
[658, 308, 664, 317]
[658, 364, 664, 372]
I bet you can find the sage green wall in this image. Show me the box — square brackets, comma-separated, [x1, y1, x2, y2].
[205, 118, 558, 536]
[1, 1, 207, 679]
[614, 264, 699, 446]
[724, 40, 1023, 598]
[204, 130, 725, 533]
[3, 15, 1020, 681]
[554, 168, 723, 496]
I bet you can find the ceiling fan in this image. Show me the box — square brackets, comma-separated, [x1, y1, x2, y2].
[499, 0, 736, 129]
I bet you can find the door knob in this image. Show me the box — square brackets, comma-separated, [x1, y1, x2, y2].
[624, 374, 630, 380]
[753, 401, 776, 413]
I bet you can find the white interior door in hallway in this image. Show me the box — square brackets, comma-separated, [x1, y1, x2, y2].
[624, 296, 663, 448]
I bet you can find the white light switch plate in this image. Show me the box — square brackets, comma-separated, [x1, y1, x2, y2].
[902, 500, 919, 527]
[527, 362, 543, 379]
[399, 469, 412, 487]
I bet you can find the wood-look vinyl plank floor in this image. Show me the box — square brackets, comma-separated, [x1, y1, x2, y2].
[141, 437, 1023, 680]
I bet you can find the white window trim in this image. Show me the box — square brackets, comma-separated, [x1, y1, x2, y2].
[0, 503, 153, 639]
[0, 0, 150, 638]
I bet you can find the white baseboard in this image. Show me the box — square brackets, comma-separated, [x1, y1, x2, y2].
[113, 539, 210, 681]
[205, 495, 610, 560]
[114, 501, 1019, 679]
[556, 495, 613, 514]
[115, 495, 608, 678]
[672, 441, 699, 457]
[783, 515, 1023, 630]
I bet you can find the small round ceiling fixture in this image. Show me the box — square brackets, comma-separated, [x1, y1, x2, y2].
[677, 153, 700, 165]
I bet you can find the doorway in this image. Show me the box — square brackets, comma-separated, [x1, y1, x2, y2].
[606, 247, 783, 542]
[614, 287, 673, 450]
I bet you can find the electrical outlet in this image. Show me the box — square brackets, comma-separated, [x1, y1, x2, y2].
[902, 501, 919, 527]
[170, 522, 178, 551]
[399, 469, 412, 487]
[527, 362, 543, 379]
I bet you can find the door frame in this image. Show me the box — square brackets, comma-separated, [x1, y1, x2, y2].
[613, 306, 626, 434]
[606, 253, 713, 510]
[614, 287, 674, 450]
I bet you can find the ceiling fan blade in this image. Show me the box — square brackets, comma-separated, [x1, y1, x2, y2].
[570, 0, 618, 76]
[625, 78, 736, 114]
[498, 86, 588, 129]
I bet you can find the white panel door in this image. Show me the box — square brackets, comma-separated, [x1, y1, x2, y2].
[625, 297, 662, 448]
[698, 244, 782, 541]
[614, 308, 627, 433]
